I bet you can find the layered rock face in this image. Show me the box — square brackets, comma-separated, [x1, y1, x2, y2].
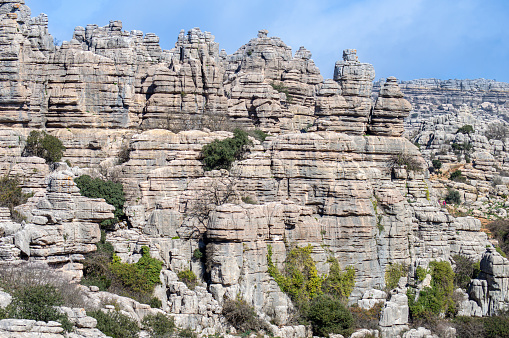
[0, 0, 389, 135]
[374, 78, 509, 135]
[0, 0, 500, 335]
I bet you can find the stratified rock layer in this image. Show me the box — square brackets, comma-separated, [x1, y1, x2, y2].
[0, 0, 499, 335]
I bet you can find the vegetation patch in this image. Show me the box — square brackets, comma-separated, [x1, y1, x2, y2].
[445, 189, 461, 205]
[486, 219, 509, 258]
[177, 269, 197, 290]
[349, 302, 383, 331]
[389, 153, 422, 172]
[74, 175, 126, 226]
[0, 175, 32, 222]
[454, 313, 509, 338]
[451, 142, 473, 153]
[407, 261, 455, 319]
[456, 125, 474, 135]
[23, 130, 65, 164]
[142, 313, 175, 337]
[449, 170, 466, 183]
[267, 245, 355, 336]
[201, 128, 252, 171]
[82, 241, 163, 305]
[0, 284, 73, 331]
[385, 263, 406, 290]
[110, 246, 163, 293]
[452, 255, 480, 289]
[271, 82, 293, 103]
[432, 159, 442, 170]
[222, 298, 267, 333]
[247, 129, 269, 142]
[88, 310, 140, 338]
[307, 294, 354, 337]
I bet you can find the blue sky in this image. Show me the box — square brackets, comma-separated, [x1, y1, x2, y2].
[26, 0, 509, 82]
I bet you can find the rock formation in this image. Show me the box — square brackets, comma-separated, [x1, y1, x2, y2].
[0, 0, 504, 337]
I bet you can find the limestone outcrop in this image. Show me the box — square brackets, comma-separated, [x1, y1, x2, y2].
[0, 0, 503, 336]
[369, 77, 412, 136]
[468, 247, 509, 316]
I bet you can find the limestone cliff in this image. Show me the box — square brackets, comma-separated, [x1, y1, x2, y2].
[0, 0, 499, 336]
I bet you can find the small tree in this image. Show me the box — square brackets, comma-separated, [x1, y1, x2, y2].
[452, 255, 480, 289]
[6, 284, 73, 331]
[456, 125, 474, 135]
[485, 122, 509, 141]
[385, 263, 406, 290]
[432, 159, 442, 170]
[449, 170, 466, 183]
[445, 189, 461, 204]
[201, 129, 252, 171]
[222, 298, 266, 333]
[307, 294, 354, 337]
[74, 175, 125, 225]
[23, 131, 65, 163]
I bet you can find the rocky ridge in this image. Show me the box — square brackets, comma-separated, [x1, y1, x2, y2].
[0, 1, 506, 337]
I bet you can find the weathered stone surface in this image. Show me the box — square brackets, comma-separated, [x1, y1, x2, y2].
[369, 77, 412, 136]
[0, 1, 505, 335]
[469, 247, 509, 315]
[357, 289, 387, 310]
[0, 164, 114, 279]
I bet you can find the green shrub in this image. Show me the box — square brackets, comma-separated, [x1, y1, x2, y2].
[0, 176, 32, 221]
[267, 245, 323, 302]
[385, 263, 405, 290]
[445, 189, 461, 204]
[497, 246, 507, 258]
[23, 130, 65, 163]
[142, 313, 175, 337]
[349, 302, 383, 331]
[81, 233, 115, 291]
[110, 246, 163, 293]
[88, 310, 140, 338]
[192, 248, 203, 260]
[307, 294, 354, 337]
[416, 266, 428, 282]
[452, 255, 479, 289]
[222, 298, 266, 333]
[149, 297, 162, 309]
[74, 175, 126, 226]
[177, 269, 197, 290]
[241, 196, 257, 204]
[178, 328, 198, 338]
[6, 284, 73, 331]
[201, 128, 252, 171]
[0, 264, 88, 310]
[487, 219, 509, 258]
[408, 261, 455, 319]
[82, 244, 163, 304]
[322, 257, 355, 300]
[432, 159, 442, 170]
[484, 314, 509, 338]
[456, 125, 474, 134]
[453, 316, 485, 338]
[449, 170, 466, 183]
[451, 142, 473, 153]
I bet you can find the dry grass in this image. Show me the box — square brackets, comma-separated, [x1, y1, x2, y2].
[0, 262, 91, 309]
